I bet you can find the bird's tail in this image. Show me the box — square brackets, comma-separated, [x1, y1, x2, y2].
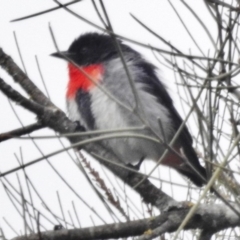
[177, 165, 207, 187]
[179, 143, 207, 187]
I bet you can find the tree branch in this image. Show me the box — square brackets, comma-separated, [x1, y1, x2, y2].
[0, 78, 46, 115]
[0, 48, 53, 107]
[0, 122, 45, 142]
[12, 204, 240, 240]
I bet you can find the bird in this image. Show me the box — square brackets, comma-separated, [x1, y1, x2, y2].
[51, 32, 207, 187]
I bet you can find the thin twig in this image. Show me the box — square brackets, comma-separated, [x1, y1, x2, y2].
[0, 122, 44, 142]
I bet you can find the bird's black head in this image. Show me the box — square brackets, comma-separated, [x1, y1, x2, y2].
[51, 32, 137, 66]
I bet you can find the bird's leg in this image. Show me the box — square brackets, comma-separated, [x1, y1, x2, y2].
[126, 157, 145, 179]
[127, 157, 145, 171]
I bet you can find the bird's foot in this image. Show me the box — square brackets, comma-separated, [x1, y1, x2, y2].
[127, 157, 145, 171]
[74, 121, 85, 132]
[126, 157, 145, 178]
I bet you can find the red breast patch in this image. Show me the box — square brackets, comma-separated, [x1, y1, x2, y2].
[67, 63, 104, 98]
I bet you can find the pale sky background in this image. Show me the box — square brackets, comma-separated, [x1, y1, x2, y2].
[0, 1, 220, 238]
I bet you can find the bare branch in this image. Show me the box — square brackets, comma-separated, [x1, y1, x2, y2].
[12, 204, 240, 240]
[0, 78, 45, 115]
[0, 48, 52, 107]
[11, 0, 82, 22]
[0, 122, 45, 142]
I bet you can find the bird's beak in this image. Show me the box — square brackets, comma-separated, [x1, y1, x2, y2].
[50, 51, 75, 60]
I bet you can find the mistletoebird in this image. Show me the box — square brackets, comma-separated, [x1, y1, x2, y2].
[51, 32, 207, 187]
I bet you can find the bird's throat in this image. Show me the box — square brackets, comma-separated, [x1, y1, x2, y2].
[67, 63, 104, 98]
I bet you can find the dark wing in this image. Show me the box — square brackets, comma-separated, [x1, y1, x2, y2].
[75, 89, 95, 129]
[136, 61, 207, 186]
[135, 61, 192, 142]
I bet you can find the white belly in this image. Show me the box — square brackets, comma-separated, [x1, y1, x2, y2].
[87, 86, 171, 163]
